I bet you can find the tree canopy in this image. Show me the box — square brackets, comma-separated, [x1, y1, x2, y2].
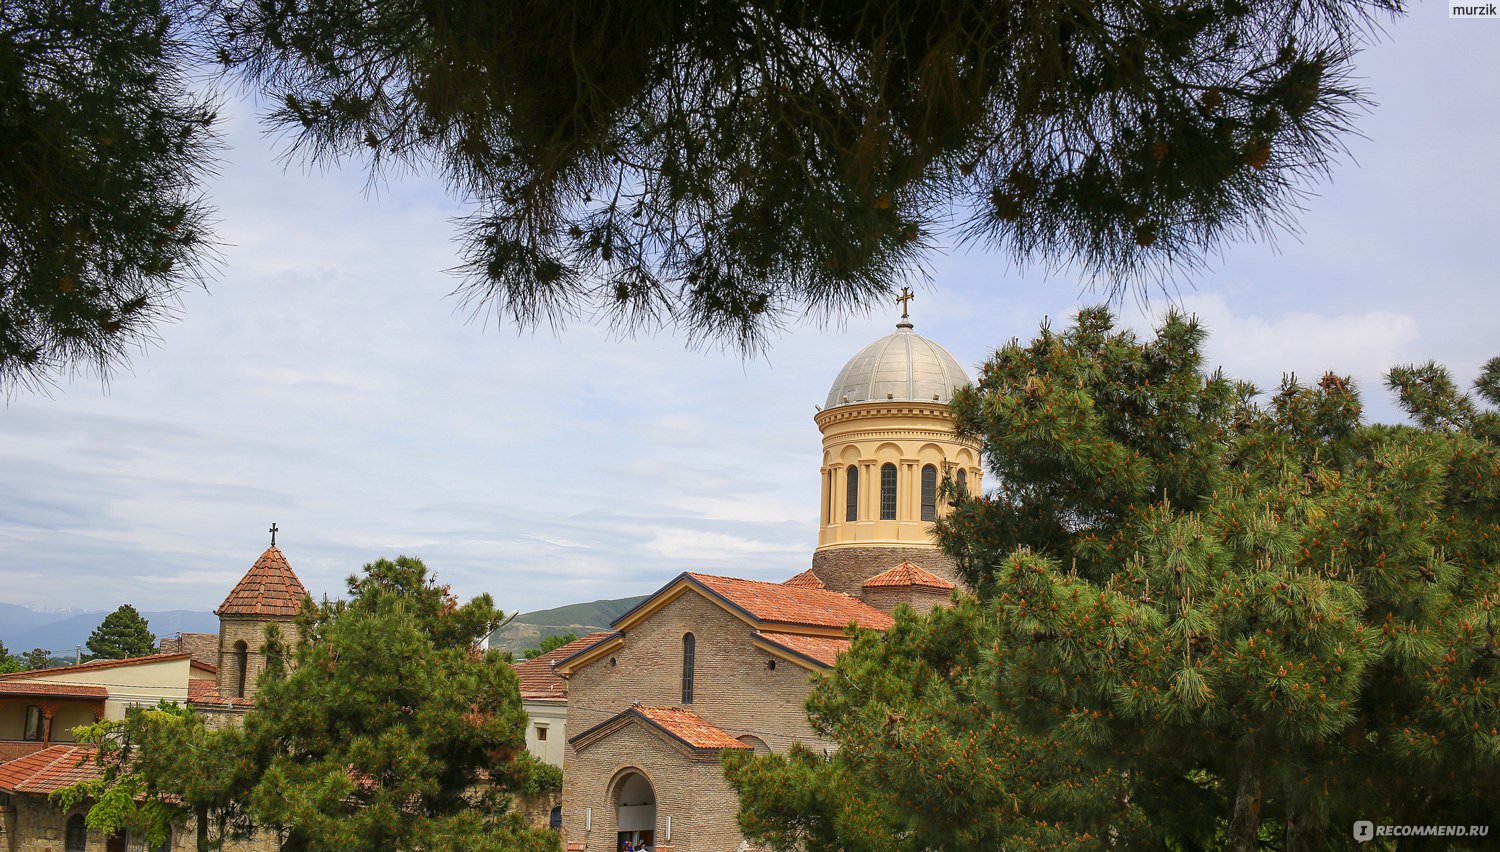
[522, 633, 579, 661]
[86, 603, 157, 660]
[2, 0, 1401, 389]
[728, 309, 1500, 851]
[61, 556, 559, 852]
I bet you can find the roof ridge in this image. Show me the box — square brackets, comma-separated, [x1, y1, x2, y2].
[0, 652, 193, 681]
[217, 545, 309, 617]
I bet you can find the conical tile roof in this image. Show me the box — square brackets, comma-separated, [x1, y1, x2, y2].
[861, 561, 956, 590]
[217, 546, 308, 617]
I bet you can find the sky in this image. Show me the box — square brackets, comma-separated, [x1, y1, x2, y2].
[1, 10, 1496, 619]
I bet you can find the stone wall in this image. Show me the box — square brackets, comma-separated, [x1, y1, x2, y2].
[216, 617, 294, 699]
[860, 584, 953, 616]
[158, 634, 218, 668]
[811, 544, 964, 597]
[3, 793, 281, 852]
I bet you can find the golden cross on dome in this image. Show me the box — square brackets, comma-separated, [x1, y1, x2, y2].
[895, 287, 915, 320]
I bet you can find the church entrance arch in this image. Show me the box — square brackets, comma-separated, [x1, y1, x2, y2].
[612, 769, 656, 851]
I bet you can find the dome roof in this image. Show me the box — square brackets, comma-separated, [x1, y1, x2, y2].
[824, 321, 970, 410]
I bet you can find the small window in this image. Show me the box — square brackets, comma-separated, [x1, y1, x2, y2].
[549, 805, 563, 829]
[682, 633, 696, 704]
[826, 470, 834, 523]
[535, 725, 548, 742]
[921, 464, 938, 521]
[956, 468, 968, 494]
[845, 466, 859, 522]
[66, 814, 87, 851]
[233, 640, 248, 699]
[23, 705, 43, 741]
[880, 464, 897, 520]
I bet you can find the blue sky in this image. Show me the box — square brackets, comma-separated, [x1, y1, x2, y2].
[2, 9, 1496, 618]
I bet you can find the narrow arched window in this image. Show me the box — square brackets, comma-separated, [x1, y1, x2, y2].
[921, 465, 938, 521]
[845, 466, 859, 522]
[66, 814, 87, 851]
[826, 470, 834, 523]
[233, 640, 248, 698]
[880, 464, 898, 520]
[681, 633, 696, 704]
[956, 468, 968, 494]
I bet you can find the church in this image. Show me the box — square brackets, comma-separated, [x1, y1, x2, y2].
[554, 309, 979, 852]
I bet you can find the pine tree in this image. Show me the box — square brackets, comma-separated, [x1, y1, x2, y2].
[86, 604, 157, 660]
[59, 556, 559, 852]
[4, 0, 1403, 390]
[0, 640, 19, 674]
[0, 0, 219, 391]
[22, 647, 53, 670]
[730, 309, 1500, 851]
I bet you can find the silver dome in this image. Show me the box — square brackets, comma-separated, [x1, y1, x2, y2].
[824, 322, 970, 409]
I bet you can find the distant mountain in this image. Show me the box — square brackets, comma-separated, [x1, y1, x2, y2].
[489, 595, 648, 656]
[0, 606, 218, 657]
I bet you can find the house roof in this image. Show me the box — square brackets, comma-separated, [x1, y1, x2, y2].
[0, 652, 211, 681]
[512, 631, 615, 701]
[187, 680, 254, 709]
[682, 573, 893, 631]
[751, 632, 852, 669]
[217, 545, 308, 617]
[0, 681, 108, 699]
[861, 561, 956, 590]
[781, 569, 826, 590]
[0, 745, 101, 794]
[571, 705, 752, 754]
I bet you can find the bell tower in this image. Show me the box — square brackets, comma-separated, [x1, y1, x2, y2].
[216, 524, 308, 699]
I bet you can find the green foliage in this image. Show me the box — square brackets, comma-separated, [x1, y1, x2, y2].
[513, 752, 564, 798]
[86, 604, 157, 660]
[0, 639, 18, 673]
[731, 309, 1500, 851]
[0, 0, 219, 391]
[522, 633, 578, 660]
[208, 0, 1399, 354]
[22, 647, 55, 670]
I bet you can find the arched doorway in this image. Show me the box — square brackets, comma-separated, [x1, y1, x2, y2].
[613, 770, 656, 851]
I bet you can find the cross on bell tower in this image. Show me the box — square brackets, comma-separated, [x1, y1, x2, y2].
[268, 522, 278, 547]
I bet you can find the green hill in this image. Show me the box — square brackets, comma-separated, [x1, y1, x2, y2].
[489, 595, 648, 656]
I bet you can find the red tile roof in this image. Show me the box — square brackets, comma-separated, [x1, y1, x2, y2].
[0, 745, 101, 794]
[0, 681, 107, 699]
[752, 632, 852, 668]
[782, 569, 826, 590]
[512, 632, 615, 701]
[631, 706, 752, 751]
[0, 652, 198, 681]
[0, 742, 47, 764]
[686, 573, 893, 631]
[218, 545, 309, 616]
[187, 680, 254, 708]
[861, 561, 956, 590]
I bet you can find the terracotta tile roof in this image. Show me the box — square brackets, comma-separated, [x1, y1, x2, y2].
[159, 632, 219, 667]
[187, 680, 254, 708]
[630, 706, 752, 751]
[782, 569, 826, 589]
[752, 632, 852, 669]
[0, 745, 101, 794]
[0, 652, 195, 681]
[218, 545, 309, 616]
[0, 742, 47, 764]
[685, 573, 893, 631]
[0, 681, 107, 699]
[512, 631, 615, 701]
[861, 561, 956, 590]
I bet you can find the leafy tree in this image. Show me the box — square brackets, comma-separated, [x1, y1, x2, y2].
[86, 604, 157, 660]
[3, 0, 1401, 389]
[22, 647, 55, 670]
[730, 309, 1500, 851]
[53, 701, 251, 852]
[0, 0, 218, 391]
[522, 632, 578, 661]
[0, 640, 20, 673]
